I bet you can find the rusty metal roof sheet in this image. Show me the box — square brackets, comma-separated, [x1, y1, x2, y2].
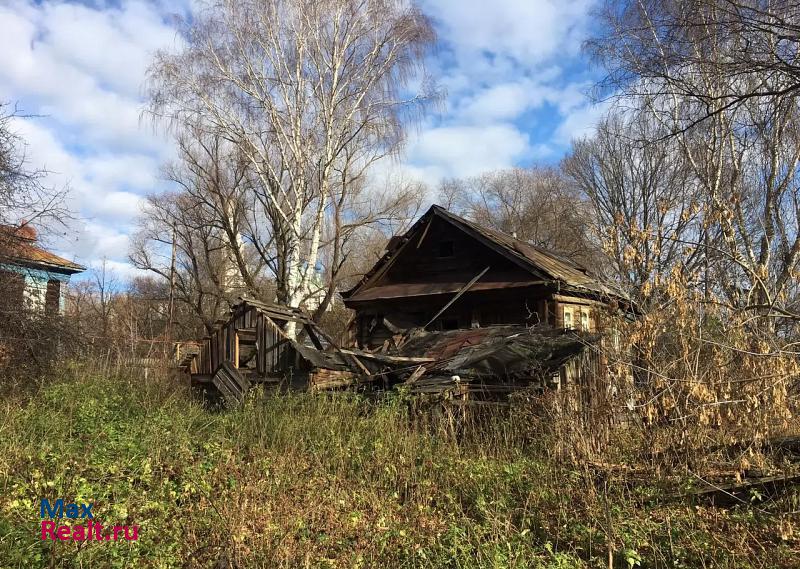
[0, 228, 85, 273]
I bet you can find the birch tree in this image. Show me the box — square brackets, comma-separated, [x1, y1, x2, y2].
[146, 0, 436, 336]
[591, 0, 800, 326]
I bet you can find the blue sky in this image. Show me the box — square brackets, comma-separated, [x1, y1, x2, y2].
[0, 0, 605, 280]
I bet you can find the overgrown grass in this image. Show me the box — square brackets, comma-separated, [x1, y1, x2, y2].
[0, 367, 797, 568]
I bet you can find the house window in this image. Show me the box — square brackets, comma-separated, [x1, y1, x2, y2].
[580, 308, 590, 331]
[563, 306, 575, 330]
[437, 240, 454, 258]
[45, 280, 61, 315]
[0, 270, 25, 310]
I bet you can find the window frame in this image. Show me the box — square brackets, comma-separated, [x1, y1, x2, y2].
[563, 306, 575, 330]
[580, 308, 590, 331]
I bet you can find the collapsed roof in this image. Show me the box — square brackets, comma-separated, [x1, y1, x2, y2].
[397, 325, 599, 379]
[347, 324, 602, 397]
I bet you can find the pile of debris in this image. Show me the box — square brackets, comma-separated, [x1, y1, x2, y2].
[179, 298, 604, 408]
[345, 324, 603, 404]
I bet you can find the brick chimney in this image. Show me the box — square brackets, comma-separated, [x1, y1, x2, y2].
[16, 221, 37, 241]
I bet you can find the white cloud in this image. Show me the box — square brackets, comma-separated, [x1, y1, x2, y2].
[0, 0, 178, 277]
[8, 117, 78, 178]
[400, 0, 602, 184]
[420, 0, 594, 64]
[457, 82, 536, 124]
[555, 98, 610, 144]
[84, 154, 161, 192]
[0, 0, 186, 157]
[37, 1, 179, 97]
[92, 191, 149, 222]
[408, 124, 531, 182]
[71, 221, 131, 260]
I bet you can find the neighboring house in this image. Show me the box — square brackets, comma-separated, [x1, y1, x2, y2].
[0, 223, 85, 315]
[341, 205, 630, 349]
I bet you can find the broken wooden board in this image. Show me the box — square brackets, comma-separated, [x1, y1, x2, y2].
[212, 361, 249, 408]
[404, 365, 427, 385]
[687, 473, 800, 507]
[309, 368, 357, 391]
[339, 348, 436, 365]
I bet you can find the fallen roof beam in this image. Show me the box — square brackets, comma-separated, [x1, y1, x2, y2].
[424, 266, 490, 330]
[339, 348, 436, 365]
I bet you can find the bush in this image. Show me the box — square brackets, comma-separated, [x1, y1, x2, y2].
[0, 366, 797, 568]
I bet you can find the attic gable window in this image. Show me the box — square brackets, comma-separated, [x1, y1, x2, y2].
[437, 240, 454, 258]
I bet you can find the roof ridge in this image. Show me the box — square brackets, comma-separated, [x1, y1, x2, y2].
[430, 205, 592, 277]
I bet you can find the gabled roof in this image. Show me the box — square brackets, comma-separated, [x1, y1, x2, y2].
[0, 225, 85, 274]
[342, 205, 624, 302]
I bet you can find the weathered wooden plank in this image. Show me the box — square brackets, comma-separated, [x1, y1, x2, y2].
[686, 473, 800, 507]
[211, 361, 249, 407]
[405, 365, 427, 385]
[339, 349, 435, 364]
[256, 315, 265, 375]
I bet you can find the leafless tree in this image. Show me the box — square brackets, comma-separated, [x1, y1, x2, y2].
[591, 0, 800, 130]
[131, 190, 242, 334]
[90, 259, 119, 342]
[563, 111, 706, 300]
[145, 0, 437, 335]
[164, 129, 265, 295]
[132, 127, 273, 311]
[590, 0, 800, 326]
[0, 103, 69, 249]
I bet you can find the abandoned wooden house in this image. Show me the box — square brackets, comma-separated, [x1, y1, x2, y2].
[341, 205, 628, 349]
[180, 206, 630, 409]
[181, 296, 608, 409]
[0, 223, 85, 314]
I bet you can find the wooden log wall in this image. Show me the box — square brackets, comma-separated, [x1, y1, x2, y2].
[193, 303, 303, 380]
